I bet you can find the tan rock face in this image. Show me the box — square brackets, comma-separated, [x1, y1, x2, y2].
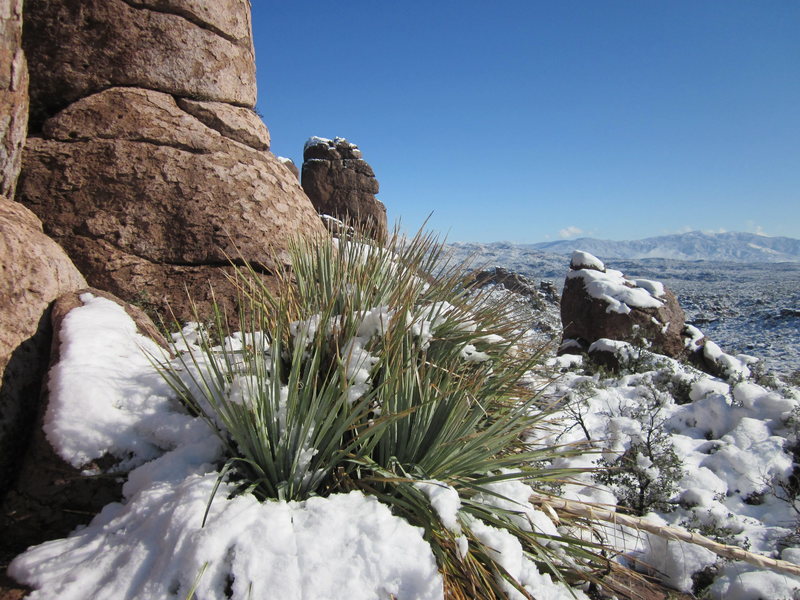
[278, 157, 300, 180]
[18, 88, 326, 322]
[0, 0, 28, 197]
[0, 197, 86, 496]
[302, 137, 387, 241]
[176, 98, 270, 150]
[23, 0, 257, 128]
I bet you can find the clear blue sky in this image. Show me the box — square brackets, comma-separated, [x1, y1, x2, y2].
[251, 1, 800, 243]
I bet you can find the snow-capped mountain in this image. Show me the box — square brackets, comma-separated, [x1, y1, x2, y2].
[528, 231, 800, 263]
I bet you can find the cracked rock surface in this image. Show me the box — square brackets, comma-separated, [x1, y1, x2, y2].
[176, 97, 270, 151]
[0, 0, 27, 197]
[17, 87, 325, 322]
[23, 0, 257, 129]
[124, 0, 253, 42]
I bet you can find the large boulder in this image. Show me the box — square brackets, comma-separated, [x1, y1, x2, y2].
[560, 251, 687, 359]
[0, 289, 165, 566]
[302, 136, 387, 241]
[17, 87, 325, 322]
[0, 197, 86, 497]
[0, 0, 27, 197]
[23, 0, 257, 129]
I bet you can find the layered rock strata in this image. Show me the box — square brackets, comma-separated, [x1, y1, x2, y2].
[302, 136, 387, 241]
[23, 0, 257, 128]
[18, 87, 324, 322]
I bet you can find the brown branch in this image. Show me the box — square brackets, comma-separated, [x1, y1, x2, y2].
[530, 493, 800, 578]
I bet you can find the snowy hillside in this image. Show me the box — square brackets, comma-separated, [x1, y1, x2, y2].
[448, 244, 800, 379]
[530, 231, 800, 263]
[538, 347, 800, 599]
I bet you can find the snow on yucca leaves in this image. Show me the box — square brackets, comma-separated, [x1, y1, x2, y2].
[156, 231, 617, 599]
[11, 231, 632, 599]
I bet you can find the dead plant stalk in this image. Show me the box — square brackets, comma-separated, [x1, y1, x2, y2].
[530, 493, 800, 578]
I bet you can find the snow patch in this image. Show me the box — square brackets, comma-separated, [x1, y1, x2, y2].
[11, 481, 443, 600]
[567, 267, 664, 314]
[414, 480, 462, 533]
[570, 250, 605, 271]
[43, 293, 186, 470]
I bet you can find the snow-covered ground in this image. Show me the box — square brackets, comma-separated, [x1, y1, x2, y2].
[8, 293, 582, 600]
[537, 346, 800, 599]
[8, 265, 800, 599]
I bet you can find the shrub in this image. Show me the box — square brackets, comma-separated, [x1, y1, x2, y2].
[157, 230, 619, 598]
[594, 385, 684, 516]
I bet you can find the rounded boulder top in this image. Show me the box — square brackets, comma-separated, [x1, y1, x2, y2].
[303, 136, 363, 160]
[570, 250, 606, 272]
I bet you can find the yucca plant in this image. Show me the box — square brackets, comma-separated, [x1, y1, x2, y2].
[156, 229, 619, 598]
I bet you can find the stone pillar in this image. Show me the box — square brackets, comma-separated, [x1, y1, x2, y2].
[17, 0, 326, 323]
[302, 136, 387, 242]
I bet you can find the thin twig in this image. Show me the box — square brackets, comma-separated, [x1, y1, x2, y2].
[530, 493, 800, 578]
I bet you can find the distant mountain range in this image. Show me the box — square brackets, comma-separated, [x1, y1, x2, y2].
[528, 231, 800, 263]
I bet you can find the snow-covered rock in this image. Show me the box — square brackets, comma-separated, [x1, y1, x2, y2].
[560, 251, 687, 359]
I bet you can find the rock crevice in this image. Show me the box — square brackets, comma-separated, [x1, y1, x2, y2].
[119, 0, 249, 45]
[23, 0, 257, 128]
[176, 97, 270, 151]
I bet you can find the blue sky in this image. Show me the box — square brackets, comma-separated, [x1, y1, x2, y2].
[251, 2, 800, 243]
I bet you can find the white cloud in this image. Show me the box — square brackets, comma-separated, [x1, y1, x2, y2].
[674, 226, 727, 235]
[746, 221, 768, 236]
[558, 226, 583, 239]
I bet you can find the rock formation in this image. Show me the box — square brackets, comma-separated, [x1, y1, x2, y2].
[0, 198, 86, 497]
[0, 0, 27, 197]
[23, 0, 257, 129]
[302, 136, 387, 241]
[0, 289, 163, 565]
[560, 251, 687, 359]
[17, 1, 326, 322]
[470, 266, 558, 307]
[683, 324, 755, 381]
[278, 156, 300, 180]
[467, 266, 562, 342]
[3, 0, 90, 503]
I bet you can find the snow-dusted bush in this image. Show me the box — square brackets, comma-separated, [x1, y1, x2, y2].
[156, 231, 612, 599]
[594, 384, 684, 516]
[541, 340, 800, 598]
